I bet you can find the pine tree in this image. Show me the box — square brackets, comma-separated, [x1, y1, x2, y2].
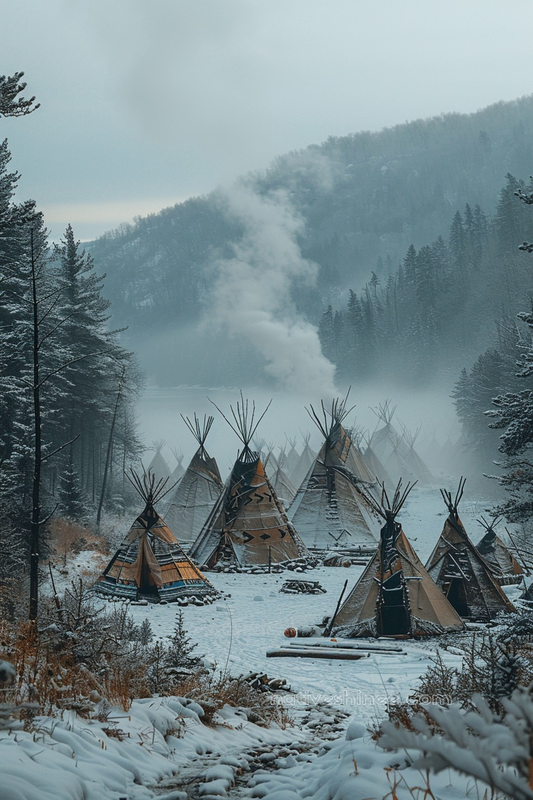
[139, 618, 153, 647]
[165, 610, 202, 674]
[495, 174, 525, 254]
[58, 453, 87, 522]
[0, 73, 39, 118]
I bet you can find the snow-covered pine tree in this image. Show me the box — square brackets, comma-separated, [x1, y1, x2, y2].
[57, 453, 88, 522]
[165, 610, 203, 676]
[486, 181, 533, 524]
[53, 225, 143, 513]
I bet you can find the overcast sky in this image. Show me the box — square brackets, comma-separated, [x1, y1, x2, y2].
[3, 0, 533, 240]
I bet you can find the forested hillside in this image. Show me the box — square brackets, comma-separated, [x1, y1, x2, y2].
[89, 95, 533, 385]
[319, 175, 533, 385]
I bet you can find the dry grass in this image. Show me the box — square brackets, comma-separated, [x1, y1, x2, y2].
[47, 518, 109, 566]
[0, 618, 290, 730]
[0, 620, 151, 713]
[171, 672, 291, 728]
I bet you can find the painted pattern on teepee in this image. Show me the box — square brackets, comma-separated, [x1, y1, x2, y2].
[94, 471, 218, 602]
[189, 395, 308, 568]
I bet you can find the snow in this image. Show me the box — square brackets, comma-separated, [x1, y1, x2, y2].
[1, 487, 521, 798]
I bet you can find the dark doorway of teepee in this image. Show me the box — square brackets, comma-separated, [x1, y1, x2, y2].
[139, 556, 158, 596]
[446, 578, 469, 618]
[378, 572, 411, 635]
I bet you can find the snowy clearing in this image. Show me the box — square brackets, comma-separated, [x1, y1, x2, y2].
[1, 487, 523, 799]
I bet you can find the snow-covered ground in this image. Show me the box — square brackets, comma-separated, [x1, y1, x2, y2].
[1, 487, 523, 798]
[126, 486, 518, 720]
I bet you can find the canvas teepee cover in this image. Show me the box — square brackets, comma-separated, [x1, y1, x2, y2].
[361, 432, 393, 488]
[425, 480, 515, 620]
[95, 472, 218, 602]
[284, 437, 300, 477]
[189, 396, 309, 568]
[289, 433, 316, 491]
[268, 449, 297, 509]
[169, 448, 185, 484]
[164, 415, 223, 547]
[475, 517, 523, 585]
[147, 440, 172, 483]
[289, 397, 379, 550]
[332, 482, 463, 637]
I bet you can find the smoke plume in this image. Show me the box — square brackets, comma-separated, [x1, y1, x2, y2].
[206, 181, 338, 398]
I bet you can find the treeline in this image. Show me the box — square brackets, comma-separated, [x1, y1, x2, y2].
[0, 77, 143, 614]
[318, 169, 533, 522]
[319, 174, 533, 385]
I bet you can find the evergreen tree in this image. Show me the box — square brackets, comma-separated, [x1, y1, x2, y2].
[165, 610, 203, 674]
[495, 174, 525, 254]
[58, 453, 87, 522]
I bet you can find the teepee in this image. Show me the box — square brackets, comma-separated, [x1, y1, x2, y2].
[425, 479, 515, 620]
[289, 395, 379, 551]
[284, 437, 300, 477]
[164, 415, 223, 548]
[361, 431, 393, 487]
[189, 395, 309, 568]
[94, 471, 219, 603]
[147, 440, 171, 483]
[268, 448, 297, 509]
[399, 423, 435, 485]
[331, 482, 463, 637]
[476, 516, 524, 585]
[169, 448, 186, 484]
[289, 432, 316, 491]
[370, 403, 412, 485]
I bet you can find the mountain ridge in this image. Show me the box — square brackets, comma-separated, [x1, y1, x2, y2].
[87, 94, 533, 385]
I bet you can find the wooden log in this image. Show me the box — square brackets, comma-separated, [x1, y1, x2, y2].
[266, 647, 371, 660]
[287, 639, 405, 654]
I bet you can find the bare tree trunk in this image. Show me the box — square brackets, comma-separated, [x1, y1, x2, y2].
[96, 367, 125, 527]
[29, 231, 41, 621]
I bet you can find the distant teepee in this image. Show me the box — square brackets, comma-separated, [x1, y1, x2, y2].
[169, 447, 185, 484]
[289, 395, 379, 550]
[425, 479, 515, 620]
[268, 448, 297, 509]
[361, 431, 392, 487]
[332, 481, 463, 637]
[147, 440, 171, 483]
[289, 432, 315, 491]
[475, 515, 524, 586]
[164, 415, 223, 548]
[370, 402, 411, 485]
[189, 394, 309, 568]
[398, 423, 434, 485]
[284, 437, 299, 477]
[94, 471, 218, 603]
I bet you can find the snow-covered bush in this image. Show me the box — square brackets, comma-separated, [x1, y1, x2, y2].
[379, 684, 533, 800]
[376, 633, 533, 742]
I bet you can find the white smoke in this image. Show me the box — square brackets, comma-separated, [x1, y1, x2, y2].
[206, 180, 338, 399]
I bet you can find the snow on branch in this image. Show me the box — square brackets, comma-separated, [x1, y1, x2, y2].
[378, 685, 533, 800]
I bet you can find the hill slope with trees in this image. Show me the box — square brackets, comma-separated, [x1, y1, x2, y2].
[89, 95, 533, 385]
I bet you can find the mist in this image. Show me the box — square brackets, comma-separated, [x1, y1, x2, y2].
[136, 380, 463, 481]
